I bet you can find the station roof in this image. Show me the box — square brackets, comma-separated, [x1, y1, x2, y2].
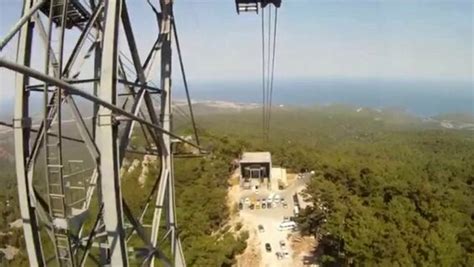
[240, 152, 271, 163]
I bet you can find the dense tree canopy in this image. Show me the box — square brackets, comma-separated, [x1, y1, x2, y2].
[1, 105, 473, 266]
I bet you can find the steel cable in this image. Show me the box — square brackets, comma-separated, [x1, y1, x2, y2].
[267, 7, 278, 135]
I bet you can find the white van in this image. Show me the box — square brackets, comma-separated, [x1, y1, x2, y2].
[293, 206, 299, 216]
[278, 221, 297, 231]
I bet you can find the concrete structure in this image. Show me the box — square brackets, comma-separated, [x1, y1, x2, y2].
[240, 152, 272, 189]
[271, 167, 287, 191]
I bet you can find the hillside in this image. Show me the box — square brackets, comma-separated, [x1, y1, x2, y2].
[189, 105, 474, 266]
[1, 104, 473, 265]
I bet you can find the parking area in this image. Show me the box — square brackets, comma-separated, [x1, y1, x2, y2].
[236, 173, 311, 267]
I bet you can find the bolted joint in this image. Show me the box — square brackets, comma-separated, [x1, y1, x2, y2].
[12, 117, 32, 129]
[97, 114, 119, 127]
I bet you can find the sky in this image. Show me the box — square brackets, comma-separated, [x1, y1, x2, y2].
[0, 0, 473, 105]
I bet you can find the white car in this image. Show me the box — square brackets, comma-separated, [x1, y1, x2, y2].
[274, 194, 281, 204]
[267, 196, 273, 205]
[244, 197, 250, 206]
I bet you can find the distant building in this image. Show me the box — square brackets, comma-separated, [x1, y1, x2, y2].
[239, 152, 272, 189]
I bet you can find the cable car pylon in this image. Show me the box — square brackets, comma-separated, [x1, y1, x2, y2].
[0, 0, 193, 265]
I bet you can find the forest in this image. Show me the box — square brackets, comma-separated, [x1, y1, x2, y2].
[1, 105, 473, 266]
[195, 106, 474, 266]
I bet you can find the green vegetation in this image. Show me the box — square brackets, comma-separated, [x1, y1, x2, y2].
[173, 133, 249, 266]
[193, 106, 474, 266]
[1, 105, 473, 266]
[108, 130, 250, 266]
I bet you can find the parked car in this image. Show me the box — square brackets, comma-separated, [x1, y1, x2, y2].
[282, 200, 288, 209]
[275, 252, 283, 260]
[265, 243, 272, 252]
[238, 201, 243, 210]
[244, 197, 250, 206]
[274, 194, 281, 203]
[293, 206, 300, 216]
[250, 204, 255, 210]
[282, 251, 290, 258]
[261, 202, 266, 209]
[264, 198, 271, 209]
[258, 224, 264, 233]
[279, 240, 286, 250]
[267, 194, 274, 204]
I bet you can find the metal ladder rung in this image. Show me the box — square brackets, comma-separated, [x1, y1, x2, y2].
[53, 2, 65, 7]
[49, 193, 65, 198]
[47, 164, 63, 168]
[47, 142, 60, 147]
[55, 233, 69, 239]
[56, 243, 69, 249]
[56, 242, 69, 248]
[68, 198, 86, 206]
[67, 186, 86, 190]
[52, 210, 65, 215]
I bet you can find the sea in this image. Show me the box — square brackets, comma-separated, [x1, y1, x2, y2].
[173, 78, 473, 117]
[1, 78, 472, 120]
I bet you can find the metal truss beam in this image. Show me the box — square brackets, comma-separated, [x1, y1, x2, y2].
[150, 1, 186, 266]
[0, 0, 45, 50]
[0, 58, 200, 149]
[96, 0, 128, 265]
[13, 1, 45, 265]
[2, 0, 191, 265]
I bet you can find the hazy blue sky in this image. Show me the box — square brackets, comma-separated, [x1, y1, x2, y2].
[0, 0, 472, 103]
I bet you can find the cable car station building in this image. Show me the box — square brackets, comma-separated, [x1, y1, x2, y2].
[239, 152, 272, 189]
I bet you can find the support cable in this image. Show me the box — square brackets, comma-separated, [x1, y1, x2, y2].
[265, 6, 273, 136]
[261, 6, 267, 138]
[172, 16, 201, 147]
[267, 7, 278, 135]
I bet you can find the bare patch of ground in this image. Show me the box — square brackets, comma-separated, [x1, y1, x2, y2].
[8, 219, 22, 229]
[290, 233, 319, 267]
[234, 226, 262, 267]
[225, 169, 263, 267]
[138, 155, 157, 187]
[0, 245, 19, 260]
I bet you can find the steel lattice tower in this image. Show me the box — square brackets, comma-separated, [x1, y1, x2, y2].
[0, 0, 192, 266]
